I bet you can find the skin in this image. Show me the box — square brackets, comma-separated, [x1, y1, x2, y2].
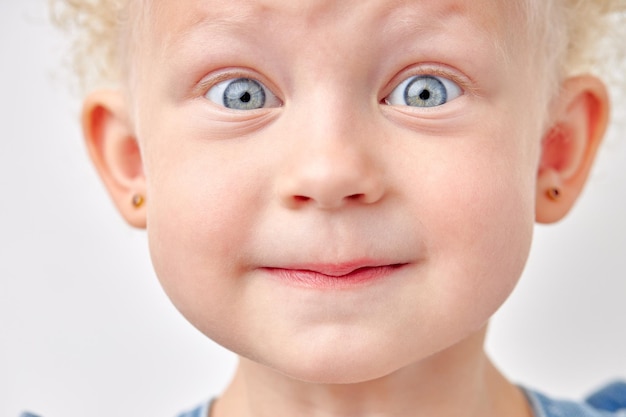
[81, 0, 609, 416]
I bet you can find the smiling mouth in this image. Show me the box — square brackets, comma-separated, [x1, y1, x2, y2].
[261, 262, 409, 289]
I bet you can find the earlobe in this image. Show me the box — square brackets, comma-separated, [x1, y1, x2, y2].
[82, 90, 147, 229]
[536, 75, 609, 224]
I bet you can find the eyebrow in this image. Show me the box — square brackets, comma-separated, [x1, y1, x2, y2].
[157, 0, 512, 87]
[159, 3, 266, 58]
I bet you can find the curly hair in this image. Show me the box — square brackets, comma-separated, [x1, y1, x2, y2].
[541, 0, 626, 93]
[50, 0, 626, 96]
[49, 0, 136, 91]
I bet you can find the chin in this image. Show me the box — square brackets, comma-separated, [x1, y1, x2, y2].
[256, 342, 416, 385]
[279, 361, 400, 385]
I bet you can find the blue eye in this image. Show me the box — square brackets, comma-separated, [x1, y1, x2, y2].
[206, 77, 281, 110]
[385, 75, 462, 108]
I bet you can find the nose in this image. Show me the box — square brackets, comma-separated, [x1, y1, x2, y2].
[276, 110, 386, 210]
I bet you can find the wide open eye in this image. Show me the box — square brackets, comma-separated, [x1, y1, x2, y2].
[206, 77, 281, 110]
[385, 75, 462, 108]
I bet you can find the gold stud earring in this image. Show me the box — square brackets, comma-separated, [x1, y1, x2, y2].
[546, 187, 561, 201]
[132, 194, 145, 208]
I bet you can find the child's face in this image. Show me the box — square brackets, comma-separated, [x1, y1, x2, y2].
[130, 0, 545, 382]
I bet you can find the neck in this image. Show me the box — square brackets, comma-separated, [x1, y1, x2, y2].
[213, 328, 532, 417]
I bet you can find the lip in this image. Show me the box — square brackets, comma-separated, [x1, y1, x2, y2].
[260, 261, 409, 290]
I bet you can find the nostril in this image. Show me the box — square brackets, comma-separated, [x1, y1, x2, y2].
[348, 193, 364, 200]
[293, 195, 311, 203]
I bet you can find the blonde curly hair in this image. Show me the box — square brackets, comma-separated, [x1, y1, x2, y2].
[50, 0, 137, 91]
[50, 0, 626, 97]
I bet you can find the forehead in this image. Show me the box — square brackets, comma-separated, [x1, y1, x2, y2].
[143, 0, 522, 53]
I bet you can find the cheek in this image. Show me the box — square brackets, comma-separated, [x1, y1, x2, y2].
[417, 128, 538, 326]
[141, 128, 266, 333]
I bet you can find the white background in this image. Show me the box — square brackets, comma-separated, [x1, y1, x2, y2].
[1, 1, 625, 416]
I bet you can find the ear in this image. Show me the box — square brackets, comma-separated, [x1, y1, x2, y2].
[82, 90, 147, 228]
[536, 75, 609, 224]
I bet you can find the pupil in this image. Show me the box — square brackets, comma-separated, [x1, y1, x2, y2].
[419, 90, 431, 100]
[240, 92, 251, 103]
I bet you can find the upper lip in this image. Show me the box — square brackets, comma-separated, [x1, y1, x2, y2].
[264, 260, 407, 277]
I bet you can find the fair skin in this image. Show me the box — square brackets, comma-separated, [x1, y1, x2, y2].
[82, 0, 609, 416]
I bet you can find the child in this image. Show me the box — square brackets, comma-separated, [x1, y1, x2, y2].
[46, 0, 626, 416]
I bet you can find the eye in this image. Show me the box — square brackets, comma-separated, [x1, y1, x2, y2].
[385, 75, 462, 108]
[206, 77, 281, 110]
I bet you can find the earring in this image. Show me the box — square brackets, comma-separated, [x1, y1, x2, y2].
[132, 193, 145, 208]
[546, 187, 561, 201]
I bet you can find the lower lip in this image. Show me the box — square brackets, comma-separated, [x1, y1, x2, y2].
[261, 264, 407, 290]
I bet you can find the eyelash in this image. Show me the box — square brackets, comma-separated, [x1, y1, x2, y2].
[389, 65, 471, 91]
[196, 65, 472, 110]
[384, 74, 462, 108]
[197, 70, 283, 108]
